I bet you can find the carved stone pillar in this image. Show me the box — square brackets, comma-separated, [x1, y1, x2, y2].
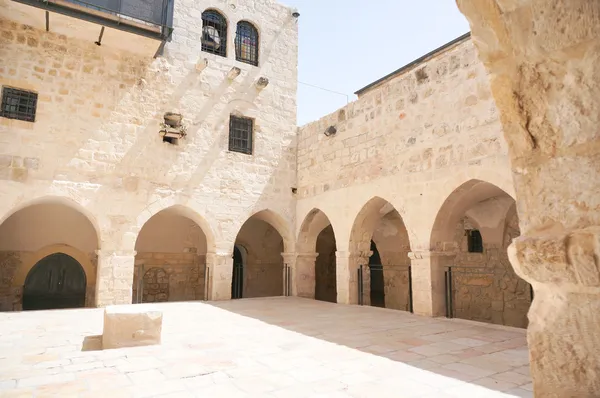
[408, 251, 455, 317]
[336, 251, 371, 305]
[95, 250, 136, 307]
[205, 252, 232, 301]
[456, 1, 600, 396]
[283, 252, 317, 299]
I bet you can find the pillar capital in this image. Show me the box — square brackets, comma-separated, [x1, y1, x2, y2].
[509, 226, 600, 292]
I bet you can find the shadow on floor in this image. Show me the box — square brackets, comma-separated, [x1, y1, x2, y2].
[207, 296, 533, 397]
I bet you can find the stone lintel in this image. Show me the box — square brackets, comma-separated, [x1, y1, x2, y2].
[408, 250, 455, 260]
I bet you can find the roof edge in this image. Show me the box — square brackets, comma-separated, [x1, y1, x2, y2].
[354, 32, 472, 97]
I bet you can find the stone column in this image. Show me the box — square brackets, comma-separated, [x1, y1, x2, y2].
[456, 1, 600, 396]
[284, 252, 317, 299]
[408, 251, 455, 317]
[336, 251, 371, 305]
[95, 250, 136, 307]
[205, 252, 233, 301]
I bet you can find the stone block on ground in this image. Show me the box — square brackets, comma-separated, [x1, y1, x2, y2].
[102, 305, 163, 349]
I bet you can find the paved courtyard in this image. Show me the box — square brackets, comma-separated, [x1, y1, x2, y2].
[0, 297, 532, 397]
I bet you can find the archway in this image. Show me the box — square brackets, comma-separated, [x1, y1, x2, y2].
[134, 206, 210, 303]
[233, 210, 290, 298]
[23, 253, 86, 310]
[349, 197, 413, 311]
[0, 199, 99, 311]
[297, 209, 337, 302]
[430, 179, 531, 328]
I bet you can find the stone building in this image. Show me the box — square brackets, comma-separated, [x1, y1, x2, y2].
[0, 0, 531, 329]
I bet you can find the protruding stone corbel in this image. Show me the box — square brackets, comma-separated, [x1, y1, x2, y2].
[195, 58, 209, 72]
[227, 67, 241, 80]
[255, 77, 269, 89]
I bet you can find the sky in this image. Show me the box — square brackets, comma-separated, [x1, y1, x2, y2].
[280, 1, 471, 126]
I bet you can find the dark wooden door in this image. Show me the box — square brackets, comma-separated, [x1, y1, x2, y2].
[369, 240, 386, 308]
[23, 253, 86, 311]
[231, 246, 244, 299]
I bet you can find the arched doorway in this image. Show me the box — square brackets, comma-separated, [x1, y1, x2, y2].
[23, 253, 86, 310]
[134, 206, 211, 304]
[0, 199, 99, 311]
[233, 210, 291, 298]
[430, 179, 532, 328]
[297, 209, 338, 302]
[349, 197, 413, 311]
[231, 245, 245, 299]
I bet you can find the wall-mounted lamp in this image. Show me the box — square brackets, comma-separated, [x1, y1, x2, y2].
[324, 125, 337, 137]
[227, 67, 241, 80]
[292, 9, 300, 18]
[255, 77, 269, 89]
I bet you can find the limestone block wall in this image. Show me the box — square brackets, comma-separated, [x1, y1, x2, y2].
[296, 36, 513, 255]
[451, 214, 531, 328]
[0, 0, 298, 305]
[132, 253, 205, 303]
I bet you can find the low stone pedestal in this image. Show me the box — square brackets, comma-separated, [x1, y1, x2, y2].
[102, 305, 163, 349]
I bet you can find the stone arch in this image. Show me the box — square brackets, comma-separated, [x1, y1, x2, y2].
[296, 208, 338, 302]
[348, 196, 413, 311]
[297, 208, 337, 253]
[0, 198, 100, 311]
[429, 178, 530, 328]
[133, 205, 212, 303]
[136, 203, 217, 253]
[245, 209, 294, 253]
[232, 209, 291, 298]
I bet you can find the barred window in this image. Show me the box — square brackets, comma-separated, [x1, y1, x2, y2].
[201, 10, 227, 57]
[1, 87, 38, 122]
[467, 230, 483, 253]
[228, 115, 253, 155]
[235, 21, 259, 66]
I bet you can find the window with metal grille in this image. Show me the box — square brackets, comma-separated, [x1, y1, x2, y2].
[228, 115, 253, 155]
[467, 230, 484, 253]
[201, 10, 227, 57]
[235, 21, 259, 66]
[1, 87, 38, 122]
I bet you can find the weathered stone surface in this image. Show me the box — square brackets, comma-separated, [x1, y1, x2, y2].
[102, 305, 162, 349]
[457, 0, 600, 396]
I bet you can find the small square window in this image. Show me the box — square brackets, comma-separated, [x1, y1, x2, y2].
[229, 115, 253, 155]
[0, 87, 38, 122]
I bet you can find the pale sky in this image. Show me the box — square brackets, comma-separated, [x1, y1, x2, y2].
[280, 1, 471, 125]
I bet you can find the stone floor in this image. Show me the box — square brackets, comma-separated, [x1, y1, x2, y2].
[0, 297, 532, 397]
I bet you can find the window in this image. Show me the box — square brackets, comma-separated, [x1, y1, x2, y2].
[1, 87, 38, 122]
[467, 230, 483, 253]
[235, 21, 259, 66]
[201, 10, 227, 57]
[228, 115, 253, 154]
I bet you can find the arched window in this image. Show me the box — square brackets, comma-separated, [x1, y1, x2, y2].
[235, 21, 259, 66]
[201, 10, 227, 57]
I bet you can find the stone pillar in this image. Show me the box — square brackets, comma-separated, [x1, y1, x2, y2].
[456, 1, 600, 396]
[336, 251, 371, 305]
[95, 250, 136, 307]
[205, 252, 232, 301]
[284, 252, 317, 299]
[408, 251, 455, 317]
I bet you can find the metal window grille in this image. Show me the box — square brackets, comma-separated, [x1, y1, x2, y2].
[0, 87, 38, 122]
[467, 230, 484, 253]
[229, 116, 253, 154]
[201, 10, 227, 57]
[235, 21, 259, 66]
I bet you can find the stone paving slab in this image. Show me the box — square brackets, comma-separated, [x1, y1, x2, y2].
[0, 297, 532, 397]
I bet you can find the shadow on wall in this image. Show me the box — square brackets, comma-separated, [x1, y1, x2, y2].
[207, 297, 531, 396]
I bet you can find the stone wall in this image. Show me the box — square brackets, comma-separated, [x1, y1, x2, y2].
[132, 253, 205, 303]
[0, 0, 298, 304]
[451, 214, 531, 328]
